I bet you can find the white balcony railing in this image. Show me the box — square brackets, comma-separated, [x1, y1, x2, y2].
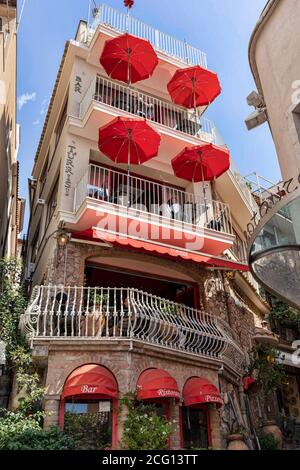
[85, 4, 207, 68]
[78, 75, 216, 144]
[230, 161, 258, 212]
[74, 164, 233, 236]
[20, 286, 244, 372]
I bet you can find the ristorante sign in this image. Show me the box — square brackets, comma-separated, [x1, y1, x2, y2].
[156, 389, 181, 399]
[245, 174, 299, 242]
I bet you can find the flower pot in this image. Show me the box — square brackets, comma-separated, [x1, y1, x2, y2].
[261, 421, 283, 449]
[227, 434, 249, 451]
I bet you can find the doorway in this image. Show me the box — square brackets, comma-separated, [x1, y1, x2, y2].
[85, 264, 198, 308]
[181, 406, 210, 449]
[64, 399, 113, 450]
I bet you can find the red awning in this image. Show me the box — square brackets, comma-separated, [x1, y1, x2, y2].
[136, 369, 180, 401]
[72, 228, 249, 272]
[62, 364, 118, 400]
[183, 377, 223, 408]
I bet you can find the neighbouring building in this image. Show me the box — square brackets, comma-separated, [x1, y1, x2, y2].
[0, 0, 24, 259]
[246, 0, 300, 310]
[21, 3, 277, 450]
[246, 0, 300, 445]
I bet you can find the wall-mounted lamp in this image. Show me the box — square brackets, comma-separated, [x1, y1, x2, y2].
[56, 231, 70, 248]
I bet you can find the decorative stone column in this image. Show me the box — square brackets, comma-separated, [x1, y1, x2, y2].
[169, 399, 181, 450]
[43, 395, 60, 429]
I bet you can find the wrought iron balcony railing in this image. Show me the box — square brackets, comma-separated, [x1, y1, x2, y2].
[83, 3, 207, 68]
[20, 286, 244, 372]
[74, 164, 233, 236]
[78, 75, 216, 144]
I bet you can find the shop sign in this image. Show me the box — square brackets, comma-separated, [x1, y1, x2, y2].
[81, 385, 97, 394]
[99, 401, 111, 412]
[245, 174, 300, 242]
[64, 142, 77, 196]
[204, 395, 222, 403]
[157, 389, 180, 398]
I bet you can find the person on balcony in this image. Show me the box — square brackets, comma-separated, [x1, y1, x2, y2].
[166, 195, 183, 221]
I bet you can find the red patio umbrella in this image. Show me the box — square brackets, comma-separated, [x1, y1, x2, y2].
[98, 116, 161, 173]
[100, 33, 158, 86]
[172, 143, 230, 222]
[167, 65, 221, 109]
[172, 143, 230, 182]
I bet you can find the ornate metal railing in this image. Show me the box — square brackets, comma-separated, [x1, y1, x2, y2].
[78, 75, 216, 144]
[20, 286, 244, 372]
[85, 4, 207, 67]
[74, 164, 233, 235]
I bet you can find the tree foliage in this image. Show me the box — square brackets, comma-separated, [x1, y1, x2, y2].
[245, 344, 286, 397]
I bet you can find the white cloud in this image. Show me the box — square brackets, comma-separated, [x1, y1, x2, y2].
[33, 120, 40, 126]
[18, 92, 37, 110]
[40, 97, 50, 115]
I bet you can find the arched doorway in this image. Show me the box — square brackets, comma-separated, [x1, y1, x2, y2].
[181, 377, 223, 449]
[136, 368, 180, 448]
[59, 364, 118, 449]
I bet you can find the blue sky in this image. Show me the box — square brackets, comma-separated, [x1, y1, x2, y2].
[17, 0, 280, 229]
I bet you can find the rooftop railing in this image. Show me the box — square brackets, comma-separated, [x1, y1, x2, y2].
[20, 285, 244, 372]
[74, 163, 233, 236]
[85, 4, 207, 68]
[78, 75, 216, 144]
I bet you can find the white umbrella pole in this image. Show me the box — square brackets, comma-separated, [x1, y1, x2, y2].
[200, 158, 209, 224]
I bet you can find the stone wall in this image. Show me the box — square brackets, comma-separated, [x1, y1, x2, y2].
[42, 240, 263, 353]
[37, 240, 267, 449]
[42, 341, 223, 449]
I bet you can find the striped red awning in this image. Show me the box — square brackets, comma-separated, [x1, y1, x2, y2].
[72, 228, 249, 272]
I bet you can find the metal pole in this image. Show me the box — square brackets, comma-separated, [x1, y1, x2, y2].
[199, 155, 209, 224]
[184, 38, 189, 64]
[126, 6, 130, 32]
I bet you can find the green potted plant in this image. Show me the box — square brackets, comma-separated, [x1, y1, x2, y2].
[227, 424, 249, 451]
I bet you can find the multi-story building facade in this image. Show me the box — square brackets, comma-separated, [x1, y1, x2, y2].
[246, 0, 300, 445]
[22, 4, 272, 450]
[0, 0, 24, 258]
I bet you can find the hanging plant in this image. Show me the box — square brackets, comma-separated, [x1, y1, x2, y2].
[244, 344, 286, 398]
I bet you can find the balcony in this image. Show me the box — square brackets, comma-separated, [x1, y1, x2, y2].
[70, 75, 216, 148]
[20, 286, 244, 373]
[82, 4, 207, 68]
[70, 164, 236, 258]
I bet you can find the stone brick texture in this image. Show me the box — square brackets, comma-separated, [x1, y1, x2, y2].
[39, 241, 266, 449]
